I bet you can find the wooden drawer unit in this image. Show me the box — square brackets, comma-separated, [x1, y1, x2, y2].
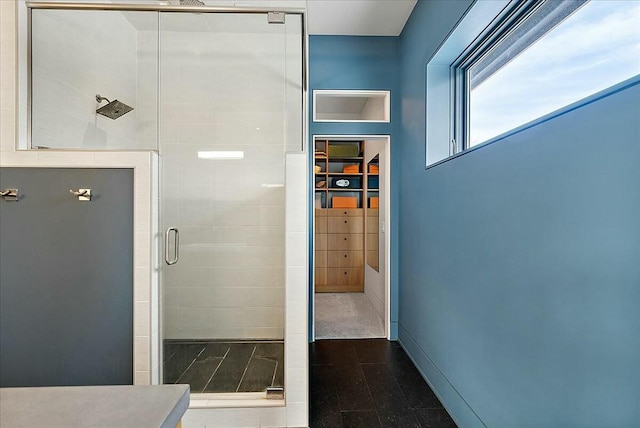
[327, 233, 363, 251]
[327, 209, 363, 217]
[327, 216, 363, 234]
[328, 250, 363, 268]
[315, 251, 327, 268]
[315, 268, 327, 286]
[315, 203, 364, 292]
[315, 233, 327, 251]
[327, 268, 364, 287]
[315, 216, 328, 234]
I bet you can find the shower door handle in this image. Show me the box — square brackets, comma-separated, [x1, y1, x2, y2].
[165, 227, 179, 265]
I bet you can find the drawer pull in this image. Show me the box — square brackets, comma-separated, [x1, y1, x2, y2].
[344, 272, 347, 275]
[344, 211, 347, 215]
[344, 238, 347, 241]
[344, 254, 347, 258]
[344, 220, 347, 223]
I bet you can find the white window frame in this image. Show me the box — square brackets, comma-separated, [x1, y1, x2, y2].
[453, 0, 588, 151]
[425, 0, 510, 167]
[425, 0, 639, 168]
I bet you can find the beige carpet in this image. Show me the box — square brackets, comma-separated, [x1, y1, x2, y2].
[315, 293, 385, 339]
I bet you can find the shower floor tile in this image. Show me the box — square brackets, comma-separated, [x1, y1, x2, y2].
[163, 340, 284, 394]
[203, 343, 255, 393]
[238, 356, 278, 392]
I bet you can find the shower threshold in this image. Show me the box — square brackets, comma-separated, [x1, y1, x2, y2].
[189, 391, 285, 409]
[163, 340, 284, 395]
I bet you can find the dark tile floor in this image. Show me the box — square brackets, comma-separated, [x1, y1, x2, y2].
[309, 339, 457, 428]
[163, 340, 283, 393]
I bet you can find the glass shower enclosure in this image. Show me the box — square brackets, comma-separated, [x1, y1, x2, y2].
[159, 10, 301, 396]
[29, 2, 304, 400]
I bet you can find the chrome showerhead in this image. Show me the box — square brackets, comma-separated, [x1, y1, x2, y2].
[96, 94, 133, 120]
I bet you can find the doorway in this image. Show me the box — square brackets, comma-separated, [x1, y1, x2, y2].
[312, 135, 391, 340]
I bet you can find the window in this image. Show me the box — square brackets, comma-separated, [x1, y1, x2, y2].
[459, 0, 640, 148]
[425, 0, 640, 166]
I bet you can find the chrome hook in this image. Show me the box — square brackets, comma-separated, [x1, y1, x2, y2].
[1, 188, 19, 201]
[70, 188, 91, 201]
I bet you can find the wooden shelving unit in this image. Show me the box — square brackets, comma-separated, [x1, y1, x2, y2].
[314, 140, 364, 209]
[314, 139, 369, 293]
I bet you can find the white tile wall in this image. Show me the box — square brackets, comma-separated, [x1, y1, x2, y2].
[284, 153, 309, 427]
[30, 9, 152, 150]
[0, 1, 17, 155]
[185, 408, 262, 428]
[151, 154, 162, 385]
[136, 28, 159, 150]
[159, 15, 291, 341]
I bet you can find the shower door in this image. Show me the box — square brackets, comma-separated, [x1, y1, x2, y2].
[159, 11, 301, 394]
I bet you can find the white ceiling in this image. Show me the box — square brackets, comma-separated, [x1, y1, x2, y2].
[306, 0, 417, 36]
[195, 0, 418, 36]
[114, 0, 417, 36]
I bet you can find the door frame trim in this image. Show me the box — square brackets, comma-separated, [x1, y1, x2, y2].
[310, 134, 392, 341]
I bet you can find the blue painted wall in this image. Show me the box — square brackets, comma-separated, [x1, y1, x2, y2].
[308, 35, 400, 339]
[398, 1, 640, 427]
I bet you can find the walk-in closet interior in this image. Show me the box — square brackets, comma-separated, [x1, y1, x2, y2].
[24, 1, 303, 400]
[313, 135, 389, 340]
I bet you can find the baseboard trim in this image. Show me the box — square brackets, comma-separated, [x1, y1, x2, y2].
[389, 321, 398, 340]
[398, 325, 486, 428]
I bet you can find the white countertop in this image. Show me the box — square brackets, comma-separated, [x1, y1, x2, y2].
[0, 385, 190, 428]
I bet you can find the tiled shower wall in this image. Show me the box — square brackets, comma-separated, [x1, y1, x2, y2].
[28, 9, 294, 340]
[30, 9, 157, 150]
[159, 14, 293, 340]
